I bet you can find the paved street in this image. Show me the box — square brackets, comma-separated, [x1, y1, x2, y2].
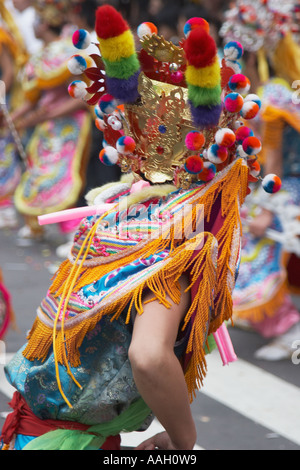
[1, 223, 300, 450]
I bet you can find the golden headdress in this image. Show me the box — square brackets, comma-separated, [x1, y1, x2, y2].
[67, 4, 280, 194]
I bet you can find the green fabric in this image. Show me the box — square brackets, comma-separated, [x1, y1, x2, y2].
[23, 398, 151, 451]
[188, 84, 222, 107]
[204, 333, 217, 355]
[104, 54, 140, 80]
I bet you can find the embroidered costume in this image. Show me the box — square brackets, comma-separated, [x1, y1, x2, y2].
[1, 5, 279, 450]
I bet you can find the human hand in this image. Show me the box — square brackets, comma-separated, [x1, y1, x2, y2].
[248, 210, 273, 238]
[135, 431, 185, 451]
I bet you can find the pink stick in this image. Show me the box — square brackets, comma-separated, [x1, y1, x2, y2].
[38, 204, 114, 226]
[213, 323, 237, 366]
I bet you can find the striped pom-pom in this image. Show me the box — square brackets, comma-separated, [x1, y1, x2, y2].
[235, 125, 254, 143]
[98, 94, 118, 114]
[198, 161, 216, 182]
[95, 5, 140, 103]
[99, 146, 119, 165]
[244, 94, 262, 109]
[184, 25, 222, 128]
[185, 131, 205, 151]
[240, 101, 260, 120]
[206, 144, 228, 164]
[262, 174, 282, 193]
[183, 17, 209, 37]
[116, 135, 136, 155]
[224, 92, 244, 113]
[224, 41, 243, 60]
[184, 155, 204, 174]
[137, 22, 157, 38]
[72, 29, 91, 50]
[228, 74, 251, 95]
[242, 136, 262, 155]
[215, 128, 236, 147]
[68, 80, 87, 99]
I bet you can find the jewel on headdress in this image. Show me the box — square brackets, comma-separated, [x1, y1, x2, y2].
[68, 55, 88, 75]
[224, 92, 244, 113]
[215, 128, 236, 148]
[72, 29, 91, 50]
[68, 80, 87, 99]
[137, 22, 158, 39]
[262, 174, 282, 194]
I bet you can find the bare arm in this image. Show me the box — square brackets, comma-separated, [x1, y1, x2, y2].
[128, 276, 197, 450]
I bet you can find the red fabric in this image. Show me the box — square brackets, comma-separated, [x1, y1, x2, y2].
[1, 391, 120, 450]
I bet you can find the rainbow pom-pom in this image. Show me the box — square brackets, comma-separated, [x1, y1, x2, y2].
[184, 155, 204, 174]
[224, 92, 244, 113]
[116, 135, 136, 155]
[72, 29, 91, 50]
[185, 131, 205, 151]
[240, 101, 260, 120]
[224, 41, 243, 60]
[99, 146, 119, 165]
[99, 94, 118, 114]
[206, 144, 228, 164]
[68, 80, 87, 99]
[215, 128, 236, 147]
[235, 125, 254, 143]
[242, 136, 262, 155]
[228, 74, 251, 95]
[244, 93, 262, 109]
[183, 17, 210, 37]
[68, 55, 87, 75]
[137, 22, 157, 38]
[262, 174, 282, 193]
[198, 161, 216, 182]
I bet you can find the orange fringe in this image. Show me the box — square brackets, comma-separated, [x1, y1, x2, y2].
[233, 280, 288, 324]
[23, 159, 249, 403]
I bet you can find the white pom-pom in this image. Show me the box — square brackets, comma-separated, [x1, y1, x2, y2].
[68, 55, 87, 75]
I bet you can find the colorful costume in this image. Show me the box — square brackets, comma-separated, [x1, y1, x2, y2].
[221, 0, 300, 349]
[0, 268, 14, 340]
[0, 1, 29, 227]
[0, 5, 277, 450]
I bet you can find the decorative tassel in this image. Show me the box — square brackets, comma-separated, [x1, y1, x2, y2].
[184, 26, 222, 128]
[95, 5, 140, 103]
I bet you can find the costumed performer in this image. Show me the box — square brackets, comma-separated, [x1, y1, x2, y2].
[0, 0, 29, 229]
[0, 5, 279, 450]
[220, 0, 300, 360]
[8, 0, 92, 242]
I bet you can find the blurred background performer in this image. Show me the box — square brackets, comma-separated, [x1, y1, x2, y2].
[221, 0, 300, 360]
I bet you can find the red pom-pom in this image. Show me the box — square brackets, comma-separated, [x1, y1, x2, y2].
[184, 155, 204, 174]
[184, 28, 217, 68]
[95, 5, 128, 39]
